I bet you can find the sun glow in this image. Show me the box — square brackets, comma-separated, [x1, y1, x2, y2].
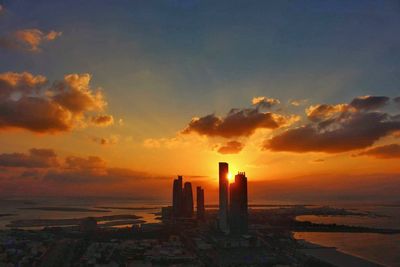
[227, 172, 232, 182]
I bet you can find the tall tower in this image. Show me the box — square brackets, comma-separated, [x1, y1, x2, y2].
[218, 162, 229, 233]
[183, 182, 194, 217]
[172, 176, 183, 217]
[229, 172, 248, 235]
[196, 186, 205, 220]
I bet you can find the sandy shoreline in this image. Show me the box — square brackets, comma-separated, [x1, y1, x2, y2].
[297, 239, 384, 267]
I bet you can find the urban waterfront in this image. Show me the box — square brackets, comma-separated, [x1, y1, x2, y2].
[1, 185, 399, 266]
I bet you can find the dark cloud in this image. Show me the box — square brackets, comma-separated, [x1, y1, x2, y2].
[217, 140, 244, 154]
[358, 144, 400, 159]
[350, 96, 390, 111]
[65, 156, 107, 170]
[0, 148, 58, 168]
[265, 111, 400, 153]
[0, 72, 113, 133]
[183, 108, 294, 138]
[43, 166, 156, 185]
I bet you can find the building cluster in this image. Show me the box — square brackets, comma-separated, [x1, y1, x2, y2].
[0, 161, 336, 266]
[169, 162, 248, 235]
[218, 162, 248, 235]
[172, 176, 205, 220]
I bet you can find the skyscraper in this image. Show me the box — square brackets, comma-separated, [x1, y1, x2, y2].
[172, 176, 183, 217]
[183, 182, 194, 217]
[196, 186, 205, 220]
[218, 162, 229, 233]
[229, 172, 248, 235]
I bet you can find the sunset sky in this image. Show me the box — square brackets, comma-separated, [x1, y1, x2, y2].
[0, 0, 399, 202]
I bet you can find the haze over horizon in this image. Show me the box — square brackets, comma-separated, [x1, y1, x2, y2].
[0, 0, 400, 202]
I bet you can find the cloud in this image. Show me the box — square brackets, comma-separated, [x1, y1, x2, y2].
[91, 135, 119, 146]
[0, 72, 47, 98]
[65, 156, 107, 170]
[289, 99, 308, 107]
[217, 140, 244, 154]
[0, 148, 58, 168]
[252, 96, 280, 109]
[183, 108, 296, 138]
[0, 28, 62, 52]
[306, 103, 348, 122]
[358, 144, 400, 159]
[0, 148, 171, 197]
[350, 95, 390, 111]
[0, 72, 113, 133]
[52, 73, 106, 113]
[265, 105, 400, 153]
[91, 115, 114, 126]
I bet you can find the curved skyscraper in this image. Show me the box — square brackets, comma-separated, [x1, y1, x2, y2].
[229, 172, 248, 234]
[218, 162, 229, 233]
[183, 182, 194, 217]
[172, 176, 183, 217]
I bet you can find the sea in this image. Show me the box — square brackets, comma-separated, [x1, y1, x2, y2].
[295, 204, 400, 267]
[1, 198, 399, 266]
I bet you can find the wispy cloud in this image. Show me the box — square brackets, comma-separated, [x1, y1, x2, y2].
[0, 28, 62, 52]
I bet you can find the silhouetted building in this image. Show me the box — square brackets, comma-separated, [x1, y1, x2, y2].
[229, 172, 248, 235]
[219, 162, 229, 233]
[172, 176, 183, 217]
[183, 182, 194, 217]
[162, 206, 172, 221]
[196, 186, 205, 220]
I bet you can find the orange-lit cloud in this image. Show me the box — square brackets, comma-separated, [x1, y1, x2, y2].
[289, 99, 308, 107]
[358, 144, 400, 159]
[0, 28, 62, 52]
[183, 108, 295, 138]
[265, 96, 400, 153]
[252, 96, 280, 109]
[217, 140, 244, 154]
[91, 115, 114, 126]
[0, 72, 113, 133]
[306, 103, 349, 122]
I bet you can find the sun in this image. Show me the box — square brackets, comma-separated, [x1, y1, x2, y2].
[227, 172, 232, 182]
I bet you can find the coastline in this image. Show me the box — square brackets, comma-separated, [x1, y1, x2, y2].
[296, 238, 384, 267]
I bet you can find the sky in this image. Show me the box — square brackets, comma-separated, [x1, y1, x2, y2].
[0, 0, 399, 202]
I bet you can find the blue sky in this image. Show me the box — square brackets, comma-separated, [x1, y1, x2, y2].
[1, 1, 399, 130]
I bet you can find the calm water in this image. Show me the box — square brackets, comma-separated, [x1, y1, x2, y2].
[295, 205, 400, 267]
[0, 197, 165, 229]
